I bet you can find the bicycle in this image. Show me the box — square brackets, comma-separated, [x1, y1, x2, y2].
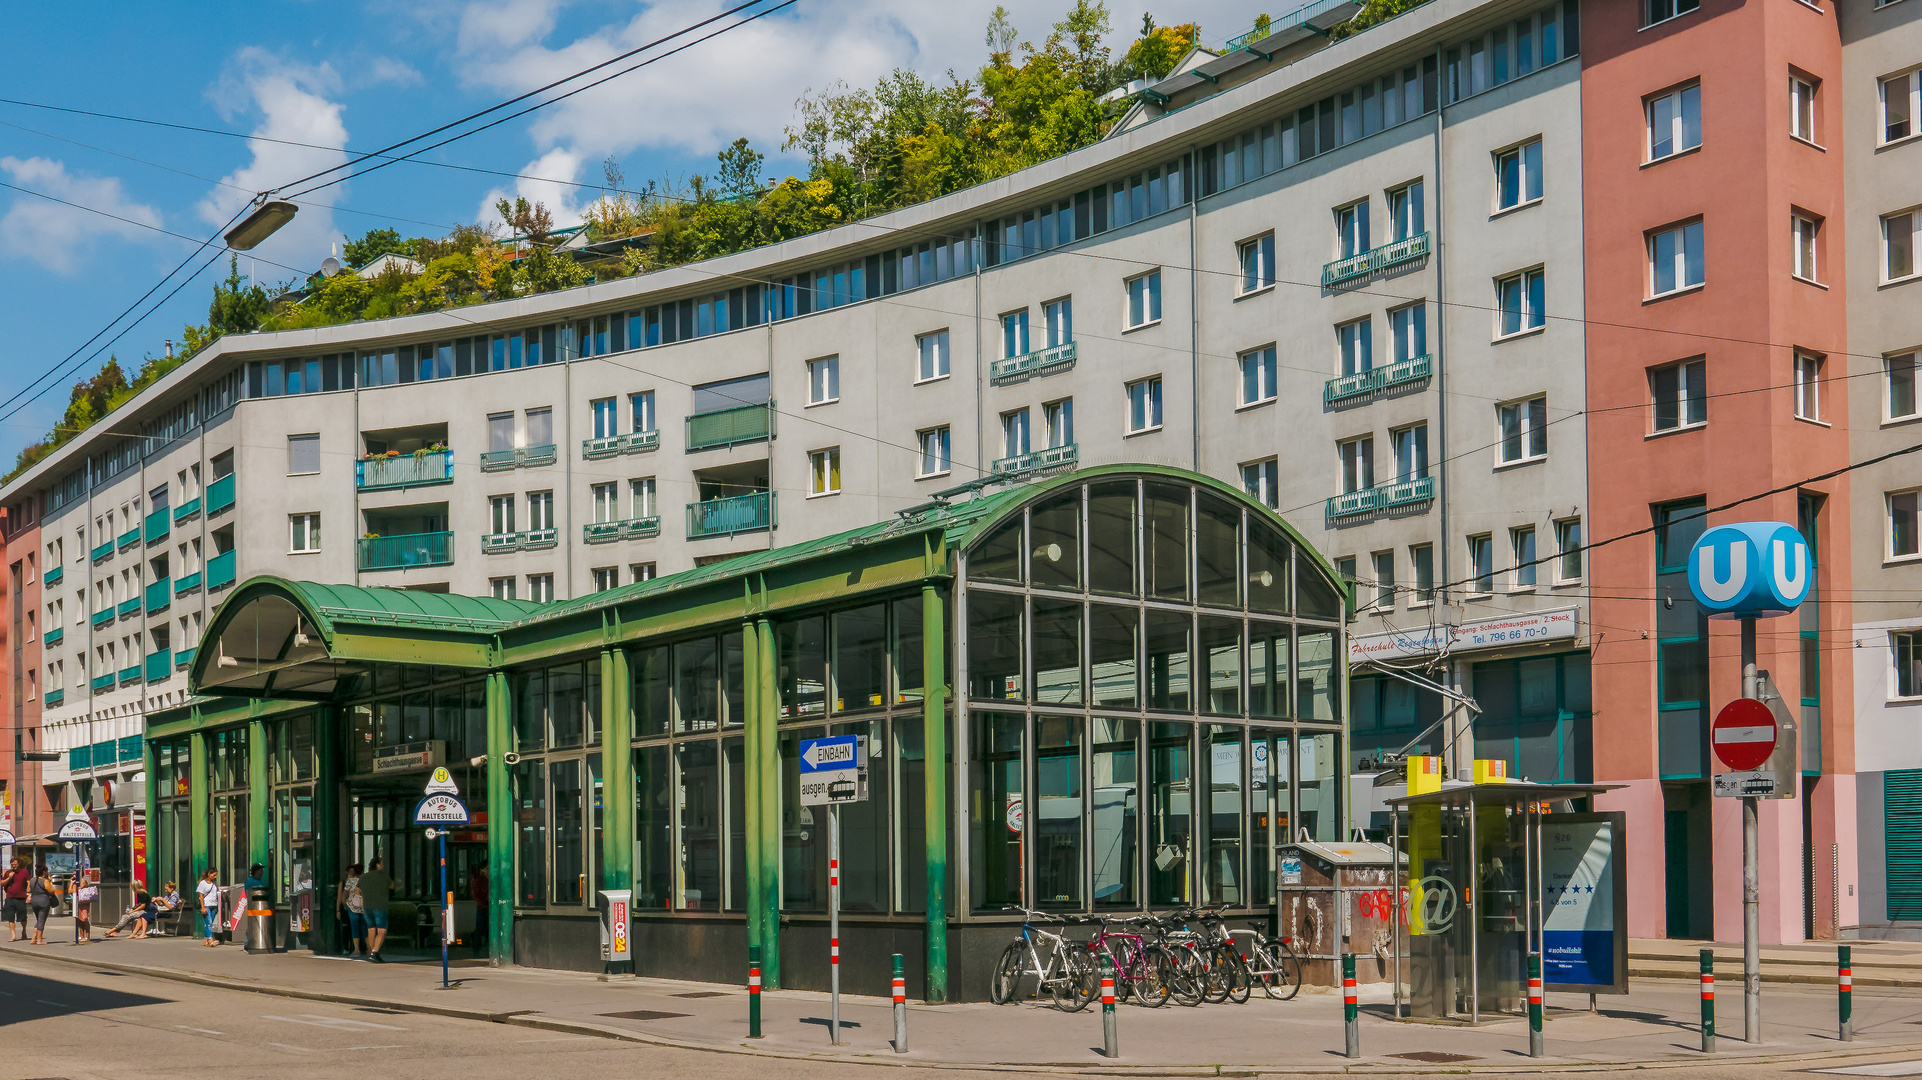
[1221, 919, 1302, 1000]
[990, 907, 1098, 1011]
[1079, 914, 1173, 1007]
[1150, 909, 1237, 1006]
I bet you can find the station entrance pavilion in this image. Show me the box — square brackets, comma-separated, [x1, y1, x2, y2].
[145, 466, 1352, 1001]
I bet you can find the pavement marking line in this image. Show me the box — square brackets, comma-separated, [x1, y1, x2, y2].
[174, 1025, 226, 1035]
[260, 1013, 407, 1032]
[1813, 1063, 1922, 1077]
[267, 1042, 314, 1053]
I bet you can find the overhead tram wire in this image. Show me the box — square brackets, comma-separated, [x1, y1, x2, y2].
[0, 180, 311, 278]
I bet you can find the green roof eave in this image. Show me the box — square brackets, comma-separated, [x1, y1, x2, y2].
[146, 693, 317, 739]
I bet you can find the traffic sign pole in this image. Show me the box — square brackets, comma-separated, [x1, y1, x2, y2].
[1741, 617, 1761, 1045]
[439, 829, 450, 990]
[829, 802, 841, 1046]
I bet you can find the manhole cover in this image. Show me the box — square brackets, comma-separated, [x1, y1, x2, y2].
[671, 991, 730, 999]
[600, 1010, 692, 1021]
[1390, 1052, 1479, 1064]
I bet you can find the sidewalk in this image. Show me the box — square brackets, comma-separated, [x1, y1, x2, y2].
[1629, 937, 1922, 987]
[8, 919, 1922, 1073]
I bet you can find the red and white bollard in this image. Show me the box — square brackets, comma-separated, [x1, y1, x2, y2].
[1101, 956, 1118, 1059]
[1342, 953, 1359, 1059]
[892, 952, 908, 1053]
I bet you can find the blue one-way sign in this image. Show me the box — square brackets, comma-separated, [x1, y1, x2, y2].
[799, 734, 860, 773]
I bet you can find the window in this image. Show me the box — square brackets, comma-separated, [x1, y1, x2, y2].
[1511, 526, 1538, 589]
[288, 513, 320, 554]
[592, 567, 619, 592]
[525, 407, 553, 448]
[528, 490, 554, 530]
[630, 562, 657, 583]
[1392, 423, 1429, 481]
[1896, 630, 1922, 698]
[287, 433, 319, 475]
[1468, 534, 1495, 593]
[1555, 517, 1583, 582]
[631, 391, 656, 433]
[591, 483, 618, 524]
[1238, 233, 1276, 293]
[488, 412, 516, 452]
[1389, 181, 1425, 242]
[1335, 200, 1370, 258]
[1125, 271, 1162, 328]
[1791, 75, 1818, 143]
[1001, 409, 1031, 458]
[489, 495, 516, 535]
[1239, 345, 1277, 405]
[1389, 304, 1427, 362]
[1648, 221, 1705, 296]
[1126, 377, 1163, 433]
[630, 478, 656, 519]
[1885, 211, 1918, 282]
[917, 426, 951, 478]
[491, 577, 516, 600]
[1891, 489, 1919, 559]
[917, 330, 950, 381]
[1410, 543, 1435, 603]
[1650, 358, 1707, 431]
[1795, 352, 1824, 421]
[591, 397, 618, 439]
[1495, 139, 1544, 210]
[1647, 83, 1703, 160]
[1498, 396, 1549, 464]
[805, 355, 840, 406]
[1497, 267, 1546, 334]
[808, 447, 841, 496]
[1340, 436, 1375, 493]
[1241, 458, 1279, 508]
[1336, 556, 1358, 588]
[1883, 70, 1920, 144]
[1644, 0, 1698, 25]
[1889, 352, 1919, 422]
[1371, 551, 1396, 610]
[1044, 399, 1075, 448]
[1000, 309, 1030, 358]
[527, 574, 554, 603]
[1793, 214, 1821, 282]
[1043, 297, 1074, 347]
[1337, 318, 1373, 376]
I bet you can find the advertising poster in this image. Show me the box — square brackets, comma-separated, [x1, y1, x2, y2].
[131, 814, 147, 889]
[1541, 812, 1627, 993]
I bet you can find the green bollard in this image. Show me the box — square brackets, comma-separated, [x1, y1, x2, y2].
[1840, 945, 1853, 1043]
[1528, 953, 1544, 1057]
[1343, 953, 1359, 1059]
[1700, 948, 1715, 1054]
[1101, 954, 1118, 1059]
[749, 944, 763, 1039]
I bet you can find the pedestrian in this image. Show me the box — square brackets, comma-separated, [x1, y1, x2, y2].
[28, 860, 56, 945]
[196, 868, 222, 947]
[2, 855, 30, 941]
[151, 881, 181, 936]
[358, 856, 394, 963]
[467, 863, 489, 956]
[72, 867, 96, 944]
[103, 886, 154, 938]
[338, 863, 365, 957]
[245, 863, 266, 891]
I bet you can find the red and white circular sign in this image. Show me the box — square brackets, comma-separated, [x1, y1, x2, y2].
[1712, 698, 1777, 772]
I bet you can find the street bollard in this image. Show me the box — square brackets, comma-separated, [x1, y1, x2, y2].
[1700, 948, 1715, 1054]
[749, 945, 763, 1039]
[1343, 953, 1360, 1059]
[1839, 945, 1853, 1043]
[892, 953, 908, 1053]
[1101, 954, 1119, 1059]
[1527, 953, 1544, 1058]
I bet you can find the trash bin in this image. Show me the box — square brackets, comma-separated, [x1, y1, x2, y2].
[243, 886, 276, 954]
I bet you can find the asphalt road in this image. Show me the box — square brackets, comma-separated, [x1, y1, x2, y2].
[5, 948, 1922, 1079]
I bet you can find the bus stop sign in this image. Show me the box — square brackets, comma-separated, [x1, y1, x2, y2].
[1712, 698, 1777, 772]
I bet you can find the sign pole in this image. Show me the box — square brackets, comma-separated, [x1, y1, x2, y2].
[1741, 616, 1761, 1045]
[829, 801, 841, 1046]
[439, 829, 450, 991]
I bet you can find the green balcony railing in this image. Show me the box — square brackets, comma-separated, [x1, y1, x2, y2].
[582, 429, 662, 460]
[90, 539, 115, 562]
[686, 401, 775, 451]
[1324, 354, 1434, 405]
[991, 442, 1080, 477]
[118, 734, 142, 763]
[174, 570, 201, 596]
[523, 527, 558, 549]
[206, 550, 237, 591]
[145, 507, 170, 544]
[117, 527, 141, 551]
[357, 449, 454, 491]
[480, 444, 557, 471]
[44, 626, 62, 646]
[358, 530, 455, 572]
[1325, 475, 1437, 519]
[44, 564, 62, 586]
[118, 664, 141, 685]
[176, 646, 196, 669]
[89, 673, 116, 693]
[44, 688, 63, 707]
[91, 607, 115, 628]
[584, 516, 661, 544]
[145, 578, 171, 614]
[687, 492, 774, 539]
[206, 473, 236, 515]
[70, 743, 91, 769]
[116, 596, 142, 618]
[989, 341, 1078, 384]
[145, 649, 172, 683]
[1321, 231, 1432, 288]
[173, 496, 201, 523]
[583, 521, 621, 544]
[481, 531, 522, 554]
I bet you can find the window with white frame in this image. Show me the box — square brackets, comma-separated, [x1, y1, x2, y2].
[1651, 358, 1707, 432]
[1240, 345, 1277, 406]
[1497, 267, 1546, 335]
[1495, 139, 1544, 211]
[1644, 0, 1698, 26]
[1882, 69, 1919, 144]
[1410, 543, 1435, 603]
[630, 478, 656, 519]
[1336, 556, 1357, 589]
[1895, 629, 1922, 698]
[592, 567, 619, 592]
[1371, 550, 1396, 610]
[630, 563, 658, 583]
[917, 330, 951, 382]
[1647, 83, 1702, 160]
[806, 355, 839, 405]
[1238, 233, 1276, 294]
[808, 447, 841, 496]
[1392, 423, 1429, 482]
[1001, 408, 1031, 458]
[1044, 399, 1075, 448]
[1888, 352, 1918, 422]
[631, 390, 656, 433]
[1795, 352, 1824, 421]
[1001, 309, 1030, 358]
[1389, 304, 1427, 362]
[1340, 436, 1375, 493]
[490, 577, 516, 600]
[1241, 458, 1279, 509]
[287, 433, 319, 475]
[1555, 517, 1583, 582]
[1891, 489, 1919, 559]
[917, 426, 951, 477]
[1125, 271, 1162, 328]
[1389, 181, 1425, 242]
[1884, 210, 1918, 282]
[527, 490, 554, 531]
[289, 513, 320, 553]
[1498, 396, 1549, 464]
[1649, 220, 1705, 296]
[1468, 534, 1495, 593]
[1126, 377, 1163, 433]
[489, 495, 516, 535]
[1335, 200, 1370, 259]
[1044, 297, 1074, 348]
[1511, 525, 1538, 589]
[1338, 317, 1373, 376]
[1792, 213, 1821, 282]
[525, 406, 553, 448]
[591, 482, 618, 523]
[1791, 74, 1819, 143]
[591, 397, 618, 439]
[527, 574, 554, 603]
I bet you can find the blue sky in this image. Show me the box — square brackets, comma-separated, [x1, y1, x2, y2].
[0, 0, 1253, 467]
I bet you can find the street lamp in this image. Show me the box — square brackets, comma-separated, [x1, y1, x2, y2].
[224, 199, 299, 251]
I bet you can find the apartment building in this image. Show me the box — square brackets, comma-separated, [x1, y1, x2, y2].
[3, 0, 1918, 945]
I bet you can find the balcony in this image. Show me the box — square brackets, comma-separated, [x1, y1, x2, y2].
[356, 449, 453, 491]
[174, 571, 201, 596]
[44, 688, 63, 707]
[176, 646, 196, 669]
[206, 473, 236, 515]
[481, 532, 522, 554]
[582, 430, 662, 460]
[44, 564, 62, 586]
[1324, 354, 1434, 405]
[173, 496, 201, 524]
[145, 578, 171, 614]
[479, 444, 557, 472]
[45, 626, 62, 646]
[117, 596, 142, 619]
[1325, 475, 1437, 520]
[358, 530, 455, 572]
[991, 442, 1080, 477]
[1321, 231, 1432, 288]
[118, 664, 141, 686]
[145, 649, 172, 683]
[145, 507, 170, 544]
[90, 673, 116, 693]
[117, 527, 141, 551]
[523, 527, 558, 550]
[90, 539, 115, 562]
[989, 341, 1078, 384]
[686, 401, 775, 452]
[687, 492, 775, 539]
[206, 550, 237, 591]
[584, 516, 662, 544]
[91, 607, 115, 628]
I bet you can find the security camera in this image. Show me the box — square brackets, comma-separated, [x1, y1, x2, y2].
[470, 755, 488, 768]
[502, 751, 521, 766]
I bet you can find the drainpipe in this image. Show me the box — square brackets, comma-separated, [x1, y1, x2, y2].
[974, 221, 985, 475]
[1189, 148, 1201, 471]
[1432, 47, 1467, 774]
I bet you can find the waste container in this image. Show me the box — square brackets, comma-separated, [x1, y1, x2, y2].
[243, 885, 276, 954]
[597, 890, 633, 976]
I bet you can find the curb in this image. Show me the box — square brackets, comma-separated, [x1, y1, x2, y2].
[13, 944, 1922, 1074]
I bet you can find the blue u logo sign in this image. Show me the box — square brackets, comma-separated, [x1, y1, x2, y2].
[1686, 521, 1810, 618]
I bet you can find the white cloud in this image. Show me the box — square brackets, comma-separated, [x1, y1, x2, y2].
[0, 156, 165, 275]
[475, 146, 588, 232]
[198, 47, 351, 268]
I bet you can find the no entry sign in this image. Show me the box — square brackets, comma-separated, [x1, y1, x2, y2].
[1712, 698, 1777, 772]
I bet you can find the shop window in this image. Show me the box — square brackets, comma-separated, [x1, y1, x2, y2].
[833, 605, 888, 712]
[778, 617, 827, 718]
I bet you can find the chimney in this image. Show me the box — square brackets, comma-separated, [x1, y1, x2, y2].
[164, 340, 174, 360]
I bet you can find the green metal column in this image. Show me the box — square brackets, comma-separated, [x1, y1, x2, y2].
[755, 615, 781, 989]
[742, 621, 764, 967]
[140, 740, 159, 890]
[248, 719, 271, 879]
[600, 647, 632, 893]
[485, 672, 514, 965]
[188, 730, 209, 876]
[922, 583, 949, 1002]
[313, 705, 342, 954]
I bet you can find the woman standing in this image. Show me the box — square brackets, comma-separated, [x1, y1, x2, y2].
[72, 867, 95, 944]
[195, 868, 222, 947]
[28, 861, 56, 945]
[336, 863, 365, 957]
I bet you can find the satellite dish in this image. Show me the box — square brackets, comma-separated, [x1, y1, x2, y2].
[320, 256, 342, 277]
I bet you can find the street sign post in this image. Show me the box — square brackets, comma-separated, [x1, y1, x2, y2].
[799, 735, 867, 1044]
[413, 768, 468, 991]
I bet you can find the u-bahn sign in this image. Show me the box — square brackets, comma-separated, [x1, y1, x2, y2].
[1687, 522, 1810, 619]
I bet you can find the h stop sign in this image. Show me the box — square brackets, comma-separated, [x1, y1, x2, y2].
[1712, 698, 1777, 772]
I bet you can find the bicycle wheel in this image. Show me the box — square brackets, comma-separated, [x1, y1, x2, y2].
[1165, 946, 1206, 1007]
[1201, 943, 1236, 1004]
[1052, 944, 1099, 1012]
[1214, 942, 1251, 1004]
[1272, 939, 1303, 1001]
[1132, 946, 1174, 1008]
[990, 941, 1026, 1005]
